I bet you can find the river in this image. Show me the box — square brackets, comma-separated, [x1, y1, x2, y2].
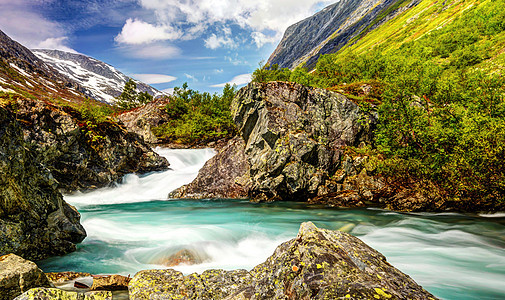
[38, 148, 505, 300]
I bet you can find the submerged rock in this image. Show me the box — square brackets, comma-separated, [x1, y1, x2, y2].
[169, 136, 251, 199]
[0, 105, 86, 260]
[152, 248, 211, 267]
[11, 97, 169, 192]
[14, 288, 111, 300]
[0, 254, 52, 300]
[129, 222, 436, 299]
[90, 275, 130, 291]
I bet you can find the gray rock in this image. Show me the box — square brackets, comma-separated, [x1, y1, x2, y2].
[12, 97, 169, 192]
[0, 254, 51, 300]
[129, 222, 437, 300]
[231, 81, 378, 202]
[169, 136, 251, 199]
[0, 106, 86, 260]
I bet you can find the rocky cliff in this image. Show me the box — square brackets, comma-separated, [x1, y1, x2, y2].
[7, 96, 169, 192]
[0, 105, 86, 260]
[232, 81, 378, 202]
[267, 0, 421, 69]
[129, 222, 436, 299]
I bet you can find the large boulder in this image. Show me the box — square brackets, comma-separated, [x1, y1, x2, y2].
[169, 136, 251, 199]
[129, 222, 436, 299]
[0, 105, 86, 260]
[11, 97, 168, 192]
[0, 254, 52, 300]
[231, 81, 379, 202]
[14, 288, 111, 300]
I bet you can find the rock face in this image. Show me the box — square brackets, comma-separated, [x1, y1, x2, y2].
[14, 288, 112, 300]
[129, 222, 437, 299]
[116, 97, 171, 144]
[169, 136, 251, 199]
[267, 0, 421, 69]
[0, 105, 86, 260]
[11, 97, 168, 192]
[231, 81, 378, 202]
[0, 254, 52, 300]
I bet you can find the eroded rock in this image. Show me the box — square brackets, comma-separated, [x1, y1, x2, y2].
[231, 81, 379, 202]
[0, 254, 52, 300]
[129, 222, 437, 300]
[169, 136, 251, 199]
[90, 275, 130, 291]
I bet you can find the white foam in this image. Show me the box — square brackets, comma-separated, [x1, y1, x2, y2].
[65, 148, 215, 207]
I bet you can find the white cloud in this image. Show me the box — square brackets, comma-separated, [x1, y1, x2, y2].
[204, 34, 237, 50]
[162, 87, 175, 95]
[122, 0, 336, 48]
[34, 37, 78, 53]
[184, 73, 198, 82]
[119, 44, 181, 59]
[0, 0, 76, 52]
[214, 69, 224, 74]
[115, 18, 183, 45]
[225, 54, 248, 66]
[132, 74, 177, 84]
[211, 73, 252, 88]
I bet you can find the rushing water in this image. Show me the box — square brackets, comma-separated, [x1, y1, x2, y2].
[38, 149, 505, 300]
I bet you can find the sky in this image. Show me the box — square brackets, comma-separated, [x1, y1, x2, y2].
[0, 0, 335, 93]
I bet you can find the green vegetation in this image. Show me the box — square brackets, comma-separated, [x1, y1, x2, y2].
[252, 0, 505, 204]
[152, 83, 237, 145]
[115, 79, 153, 110]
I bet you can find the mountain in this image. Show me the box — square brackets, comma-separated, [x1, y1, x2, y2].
[0, 29, 89, 102]
[33, 49, 161, 104]
[267, 0, 421, 70]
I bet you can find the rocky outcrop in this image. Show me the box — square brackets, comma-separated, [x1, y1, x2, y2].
[14, 288, 111, 300]
[116, 97, 171, 144]
[0, 254, 52, 300]
[267, 0, 421, 70]
[169, 136, 251, 199]
[231, 81, 378, 202]
[0, 105, 86, 260]
[129, 222, 437, 299]
[10, 97, 168, 192]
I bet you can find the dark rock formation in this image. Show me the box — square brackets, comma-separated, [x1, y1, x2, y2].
[169, 136, 251, 199]
[267, 0, 421, 70]
[10, 97, 168, 192]
[0, 105, 86, 260]
[129, 222, 437, 299]
[231, 81, 378, 202]
[14, 288, 111, 300]
[0, 254, 52, 300]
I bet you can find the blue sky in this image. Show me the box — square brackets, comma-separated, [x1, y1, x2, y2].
[0, 0, 335, 93]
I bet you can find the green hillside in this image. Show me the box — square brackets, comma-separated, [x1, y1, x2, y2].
[255, 0, 505, 210]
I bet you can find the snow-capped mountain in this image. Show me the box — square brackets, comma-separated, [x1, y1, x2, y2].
[33, 49, 161, 104]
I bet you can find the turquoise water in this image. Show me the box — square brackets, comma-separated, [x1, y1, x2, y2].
[38, 149, 505, 300]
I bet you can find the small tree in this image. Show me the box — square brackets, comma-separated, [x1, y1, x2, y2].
[115, 79, 153, 110]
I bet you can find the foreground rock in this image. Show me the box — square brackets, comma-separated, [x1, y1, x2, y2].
[11, 97, 169, 192]
[0, 254, 52, 300]
[129, 222, 436, 300]
[14, 288, 111, 300]
[0, 105, 86, 260]
[169, 136, 251, 199]
[90, 275, 130, 291]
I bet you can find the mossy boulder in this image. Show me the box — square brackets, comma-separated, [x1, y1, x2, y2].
[14, 288, 111, 300]
[0, 254, 52, 300]
[129, 222, 436, 299]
